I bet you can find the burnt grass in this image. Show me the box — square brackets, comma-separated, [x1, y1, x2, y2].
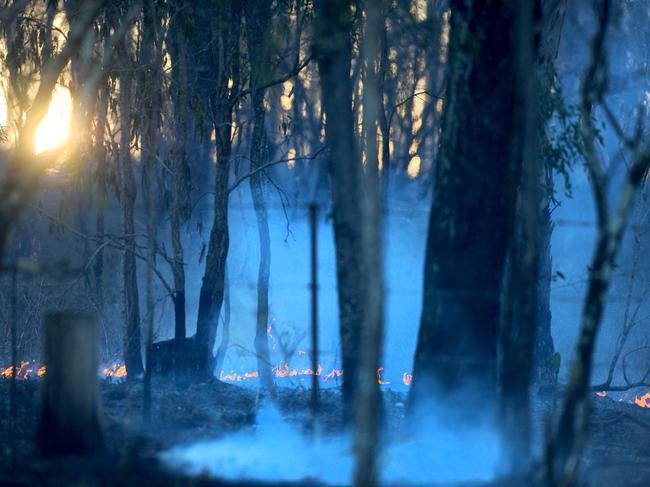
[1, 378, 650, 486]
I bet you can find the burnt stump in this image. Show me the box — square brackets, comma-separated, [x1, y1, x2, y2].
[37, 312, 103, 456]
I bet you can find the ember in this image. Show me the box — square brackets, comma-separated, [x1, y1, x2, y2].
[594, 390, 650, 409]
[0, 360, 43, 380]
[1, 361, 127, 380]
[103, 363, 127, 379]
[635, 392, 650, 408]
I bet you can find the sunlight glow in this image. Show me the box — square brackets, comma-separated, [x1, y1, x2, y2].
[287, 147, 296, 169]
[0, 88, 6, 125]
[34, 84, 72, 155]
[281, 80, 294, 111]
[0, 85, 7, 143]
[407, 155, 421, 179]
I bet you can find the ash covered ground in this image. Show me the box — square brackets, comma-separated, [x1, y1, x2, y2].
[2, 378, 650, 486]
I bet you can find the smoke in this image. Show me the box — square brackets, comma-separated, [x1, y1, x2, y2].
[161, 400, 500, 485]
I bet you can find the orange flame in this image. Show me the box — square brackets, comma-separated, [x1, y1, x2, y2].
[403, 373, 413, 386]
[103, 363, 127, 379]
[635, 392, 650, 408]
[323, 368, 344, 382]
[377, 367, 390, 385]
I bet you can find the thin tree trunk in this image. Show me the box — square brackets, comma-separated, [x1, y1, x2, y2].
[214, 267, 231, 374]
[92, 30, 109, 314]
[195, 0, 241, 377]
[245, 0, 275, 397]
[168, 1, 190, 362]
[550, 4, 650, 481]
[117, 34, 143, 378]
[141, 0, 163, 419]
[534, 0, 568, 389]
[314, 0, 365, 424]
[354, 2, 385, 485]
[535, 203, 555, 387]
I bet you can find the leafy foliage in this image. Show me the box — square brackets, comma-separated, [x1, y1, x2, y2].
[540, 75, 596, 202]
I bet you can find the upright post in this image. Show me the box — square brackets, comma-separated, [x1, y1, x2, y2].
[309, 204, 320, 420]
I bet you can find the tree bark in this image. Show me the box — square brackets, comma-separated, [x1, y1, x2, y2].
[117, 32, 144, 378]
[314, 0, 365, 424]
[497, 0, 542, 473]
[410, 0, 521, 418]
[535, 203, 555, 387]
[140, 0, 163, 419]
[354, 2, 385, 485]
[37, 312, 103, 456]
[167, 4, 190, 358]
[214, 267, 231, 374]
[534, 0, 568, 389]
[194, 0, 242, 377]
[245, 0, 275, 397]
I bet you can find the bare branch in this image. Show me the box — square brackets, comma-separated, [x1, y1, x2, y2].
[227, 146, 326, 194]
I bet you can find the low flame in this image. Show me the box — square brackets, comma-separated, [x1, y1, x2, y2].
[0, 360, 45, 380]
[595, 389, 650, 409]
[271, 363, 324, 378]
[635, 392, 650, 408]
[377, 367, 390, 385]
[103, 363, 127, 379]
[1, 361, 126, 380]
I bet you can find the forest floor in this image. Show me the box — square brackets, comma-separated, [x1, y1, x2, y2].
[0, 377, 649, 486]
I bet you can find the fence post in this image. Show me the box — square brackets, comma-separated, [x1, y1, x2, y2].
[309, 204, 320, 420]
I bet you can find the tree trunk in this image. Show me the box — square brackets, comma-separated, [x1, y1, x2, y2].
[497, 0, 542, 473]
[534, 0, 568, 389]
[140, 0, 163, 419]
[354, 2, 385, 485]
[214, 267, 231, 375]
[118, 35, 144, 378]
[194, 0, 241, 377]
[245, 0, 275, 397]
[37, 312, 103, 456]
[410, 0, 521, 418]
[314, 0, 365, 424]
[167, 1, 191, 361]
[535, 203, 555, 387]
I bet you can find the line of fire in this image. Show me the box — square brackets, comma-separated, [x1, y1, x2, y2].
[1, 1, 650, 486]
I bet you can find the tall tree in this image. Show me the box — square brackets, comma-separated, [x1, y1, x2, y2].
[314, 0, 365, 423]
[194, 0, 242, 376]
[497, 1, 568, 471]
[534, 0, 568, 389]
[497, 0, 542, 473]
[410, 0, 522, 418]
[354, 2, 385, 485]
[548, 1, 650, 482]
[115, 7, 144, 377]
[244, 1, 275, 395]
[166, 2, 191, 362]
[140, 0, 164, 416]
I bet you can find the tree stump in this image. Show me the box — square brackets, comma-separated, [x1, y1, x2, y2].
[37, 312, 103, 456]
